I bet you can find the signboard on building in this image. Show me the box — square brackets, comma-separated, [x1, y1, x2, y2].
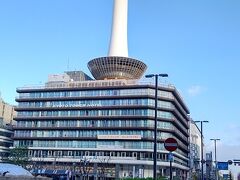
[51, 104, 101, 108]
[217, 162, 228, 170]
[97, 145, 124, 149]
[97, 135, 141, 140]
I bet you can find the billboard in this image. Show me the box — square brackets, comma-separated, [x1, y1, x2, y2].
[217, 162, 228, 170]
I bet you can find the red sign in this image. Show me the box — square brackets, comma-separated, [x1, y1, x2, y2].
[164, 138, 178, 152]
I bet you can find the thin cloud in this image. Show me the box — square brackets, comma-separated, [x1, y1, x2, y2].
[187, 85, 205, 97]
[228, 123, 240, 130]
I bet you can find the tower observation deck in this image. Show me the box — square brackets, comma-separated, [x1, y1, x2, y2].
[88, 0, 147, 80]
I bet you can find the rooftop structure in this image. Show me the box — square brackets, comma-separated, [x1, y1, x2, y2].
[88, 0, 147, 80]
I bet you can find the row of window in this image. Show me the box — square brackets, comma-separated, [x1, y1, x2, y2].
[14, 140, 187, 157]
[17, 109, 174, 119]
[16, 118, 188, 143]
[14, 130, 173, 139]
[28, 149, 188, 166]
[18, 89, 174, 99]
[18, 99, 173, 109]
[14, 130, 187, 152]
[17, 119, 188, 142]
[17, 120, 173, 129]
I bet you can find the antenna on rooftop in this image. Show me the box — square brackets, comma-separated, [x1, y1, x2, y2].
[67, 57, 70, 71]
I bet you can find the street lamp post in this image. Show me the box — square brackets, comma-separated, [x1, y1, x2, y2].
[194, 120, 209, 180]
[145, 73, 168, 180]
[210, 138, 220, 180]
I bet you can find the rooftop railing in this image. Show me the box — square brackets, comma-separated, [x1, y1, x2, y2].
[16, 79, 175, 90]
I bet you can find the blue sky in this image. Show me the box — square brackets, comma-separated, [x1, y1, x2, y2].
[0, 0, 240, 174]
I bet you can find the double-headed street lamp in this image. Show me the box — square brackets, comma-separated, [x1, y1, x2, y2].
[210, 138, 220, 180]
[145, 73, 168, 180]
[194, 120, 209, 180]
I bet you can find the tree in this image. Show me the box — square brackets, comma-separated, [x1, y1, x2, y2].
[98, 156, 111, 180]
[7, 146, 29, 168]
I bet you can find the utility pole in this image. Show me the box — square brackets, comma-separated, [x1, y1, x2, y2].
[145, 73, 168, 180]
[195, 121, 209, 180]
[210, 138, 220, 180]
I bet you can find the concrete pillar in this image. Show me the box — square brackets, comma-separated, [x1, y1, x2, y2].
[133, 165, 135, 178]
[93, 163, 98, 180]
[115, 164, 120, 179]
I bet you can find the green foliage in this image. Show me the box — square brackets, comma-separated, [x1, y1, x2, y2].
[7, 146, 29, 168]
[192, 174, 198, 180]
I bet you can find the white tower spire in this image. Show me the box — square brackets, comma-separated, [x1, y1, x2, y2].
[108, 0, 128, 57]
[88, 0, 147, 80]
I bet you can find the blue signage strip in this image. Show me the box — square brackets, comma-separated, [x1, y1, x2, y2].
[217, 162, 228, 170]
[168, 152, 174, 162]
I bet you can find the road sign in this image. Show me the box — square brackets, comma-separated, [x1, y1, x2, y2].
[234, 160, 240, 166]
[164, 138, 178, 152]
[168, 152, 174, 162]
[217, 162, 229, 170]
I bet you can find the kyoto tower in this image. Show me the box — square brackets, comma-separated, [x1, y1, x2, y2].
[88, 0, 147, 80]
